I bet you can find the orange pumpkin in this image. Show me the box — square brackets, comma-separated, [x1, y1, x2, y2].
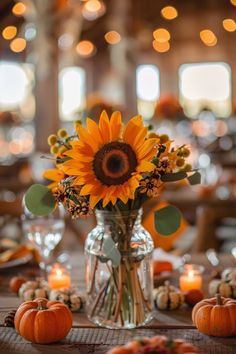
[9, 275, 27, 294]
[106, 336, 200, 354]
[192, 294, 236, 337]
[14, 298, 73, 344]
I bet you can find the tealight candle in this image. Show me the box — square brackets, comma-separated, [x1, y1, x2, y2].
[179, 264, 204, 291]
[48, 263, 71, 289]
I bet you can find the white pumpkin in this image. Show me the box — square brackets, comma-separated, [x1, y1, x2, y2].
[49, 288, 84, 312]
[208, 274, 236, 299]
[19, 278, 50, 301]
[153, 281, 184, 310]
[221, 268, 236, 281]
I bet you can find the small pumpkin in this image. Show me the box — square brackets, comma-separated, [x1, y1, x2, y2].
[107, 335, 200, 354]
[18, 278, 50, 301]
[9, 275, 27, 294]
[153, 281, 184, 310]
[14, 297, 73, 344]
[49, 288, 84, 312]
[208, 274, 236, 299]
[192, 294, 236, 337]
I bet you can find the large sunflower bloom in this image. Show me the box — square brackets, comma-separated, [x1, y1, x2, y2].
[61, 111, 157, 208]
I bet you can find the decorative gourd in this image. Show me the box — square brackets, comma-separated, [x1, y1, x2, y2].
[192, 294, 236, 337]
[208, 274, 236, 299]
[107, 335, 200, 353]
[18, 278, 50, 301]
[49, 288, 84, 312]
[14, 298, 73, 344]
[9, 275, 27, 294]
[221, 268, 236, 281]
[153, 281, 184, 310]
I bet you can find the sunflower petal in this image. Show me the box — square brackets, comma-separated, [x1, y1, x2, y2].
[99, 110, 111, 142]
[90, 195, 102, 208]
[64, 149, 93, 162]
[137, 160, 155, 172]
[136, 138, 157, 160]
[123, 115, 142, 145]
[132, 126, 148, 150]
[110, 111, 122, 140]
[76, 124, 98, 152]
[43, 169, 65, 182]
[86, 118, 103, 145]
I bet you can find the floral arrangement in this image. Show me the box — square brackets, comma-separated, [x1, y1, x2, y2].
[25, 111, 200, 327]
[155, 94, 183, 120]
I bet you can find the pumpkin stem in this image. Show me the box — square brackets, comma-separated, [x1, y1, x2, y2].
[164, 280, 170, 292]
[216, 293, 222, 305]
[37, 300, 47, 310]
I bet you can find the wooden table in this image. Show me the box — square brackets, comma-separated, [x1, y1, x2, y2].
[0, 252, 236, 354]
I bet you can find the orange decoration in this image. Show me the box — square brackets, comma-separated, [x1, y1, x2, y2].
[153, 260, 173, 275]
[192, 295, 236, 337]
[185, 289, 204, 307]
[14, 298, 73, 343]
[9, 275, 27, 294]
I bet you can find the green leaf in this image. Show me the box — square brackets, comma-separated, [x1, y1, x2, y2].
[161, 171, 187, 182]
[187, 171, 201, 185]
[102, 237, 121, 267]
[154, 205, 182, 236]
[25, 184, 56, 216]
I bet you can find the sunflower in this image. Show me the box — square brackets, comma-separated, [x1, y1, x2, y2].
[43, 169, 65, 189]
[61, 111, 157, 208]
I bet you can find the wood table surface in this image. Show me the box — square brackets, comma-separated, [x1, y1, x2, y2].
[0, 251, 236, 354]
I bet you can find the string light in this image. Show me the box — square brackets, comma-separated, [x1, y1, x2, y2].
[153, 40, 170, 53]
[2, 26, 17, 40]
[161, 6, 178, 20]
[104, 31, 121, 45]
[200, 29, 217, 46]
[10, 38, 26, 53]
[12, 2, 26, 16]
[82, 0, 106, 20]
[153, 28, 170, 43]
[76, 40, 96, 57]
[223, 18, 236, 32]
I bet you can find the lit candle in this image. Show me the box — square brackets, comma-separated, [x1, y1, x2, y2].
[179, 264, 204, 291]
[48, 263, 71, 289]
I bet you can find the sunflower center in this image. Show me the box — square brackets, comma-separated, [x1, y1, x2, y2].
[93, 142, 138, 186]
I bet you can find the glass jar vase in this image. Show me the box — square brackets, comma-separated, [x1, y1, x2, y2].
[85, 208, 154, 329]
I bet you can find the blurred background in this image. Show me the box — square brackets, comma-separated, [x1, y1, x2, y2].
[1, 0, 236, 259]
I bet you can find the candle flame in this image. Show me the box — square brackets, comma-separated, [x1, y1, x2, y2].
[188, 270, 195, 279]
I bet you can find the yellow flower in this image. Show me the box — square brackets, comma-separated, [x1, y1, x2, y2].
[61, 111, 157, 208]
[43, 169, 65, 189]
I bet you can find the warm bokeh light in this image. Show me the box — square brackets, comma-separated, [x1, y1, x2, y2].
[152, 40, 170, 53]
[12, 2, 26, 16]
[200, 29, 217, 46]
[76, 40, 95, 57]
[104, 31, 121, 45]
[223, 18, 236, 32]
[230, 0, 236, 5]
[84, 0, 101, 12]
[10, 38, 27, 52]
[2, 26, 17, 40]
[153, 28, 170, 43]
[161, 6, 178, 20]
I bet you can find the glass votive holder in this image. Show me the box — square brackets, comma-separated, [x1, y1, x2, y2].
[47, 263, 71, 290]
[179, 264, 204, 292]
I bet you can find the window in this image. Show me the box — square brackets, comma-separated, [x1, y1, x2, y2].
[0, 61, 35, 120]
[59, 66, 86, 121]
[179, 62, 231, 117]
[136, 65, 160, 119]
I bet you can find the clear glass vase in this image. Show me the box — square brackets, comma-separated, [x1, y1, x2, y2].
[85, 208, 154, 329]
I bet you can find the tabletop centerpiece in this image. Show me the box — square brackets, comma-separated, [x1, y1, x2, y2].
[25, 110, 200, 329]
